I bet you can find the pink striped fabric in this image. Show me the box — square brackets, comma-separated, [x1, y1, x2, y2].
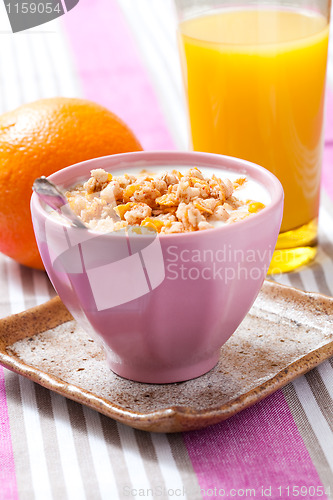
[63, 1, 331, 493]
[0, 2, 329, 496]
[61, 1, 329, 493]
[184, 390, 326, 498]
[0, 366, 17, 500]
[62, 0, 175, 151]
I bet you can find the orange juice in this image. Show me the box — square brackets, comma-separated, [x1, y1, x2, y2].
[179, 9, 329, 234]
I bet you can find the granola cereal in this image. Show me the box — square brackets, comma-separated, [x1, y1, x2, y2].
[65, 167, 267, 233]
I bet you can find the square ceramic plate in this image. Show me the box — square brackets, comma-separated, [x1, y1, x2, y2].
[0, 280, 332, 433]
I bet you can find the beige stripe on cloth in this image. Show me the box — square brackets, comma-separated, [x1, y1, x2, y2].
[65, 398, 103, 498]
[33, 385, 68, 500]
[167, 433, 203, 497]
[306, 369, 333, 433]
[135, 429, 170, 493]
[20, 266, 39, 311]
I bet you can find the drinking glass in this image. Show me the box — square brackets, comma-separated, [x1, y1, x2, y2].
[174, 0, 331, 272]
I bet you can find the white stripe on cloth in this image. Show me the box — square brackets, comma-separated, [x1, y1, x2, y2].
[117, 0, 188, 150]
[51, 392, 86, 500]
[298, 267, 321, 294]
[0, 38, 23, 111]
[19, 377, 54, 500]
[43, 29, 83, 97]
[25, 34, 60, 98]
[320, 208, 333, 245]
[151, 433, 188, 499]
[83, 406, 120, 500]
[33, 271, 52, 306]
[116, 423, 153, 499]
[0, 20, 81, 115]
[13, 34, 41, 103]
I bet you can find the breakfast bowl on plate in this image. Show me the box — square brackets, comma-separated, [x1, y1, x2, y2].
[30, 151, 283, 383]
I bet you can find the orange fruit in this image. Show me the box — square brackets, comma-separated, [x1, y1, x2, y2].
[0, 97, 143, 270]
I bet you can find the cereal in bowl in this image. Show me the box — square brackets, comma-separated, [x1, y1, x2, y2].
[65, 167, 265, 233]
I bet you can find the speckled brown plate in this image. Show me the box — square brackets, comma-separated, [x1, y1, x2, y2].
[0, 280, 332, 433]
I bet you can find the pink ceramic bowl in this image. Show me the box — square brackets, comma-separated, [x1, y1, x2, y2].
[31, 151, 283, 383]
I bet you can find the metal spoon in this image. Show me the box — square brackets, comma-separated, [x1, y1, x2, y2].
[32, 176, 88, 229]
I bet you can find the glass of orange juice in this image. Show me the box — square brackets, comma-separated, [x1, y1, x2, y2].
[175, 0, 331, 273]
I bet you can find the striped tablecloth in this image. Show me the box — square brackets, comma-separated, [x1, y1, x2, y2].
[1, 1, 333, 499]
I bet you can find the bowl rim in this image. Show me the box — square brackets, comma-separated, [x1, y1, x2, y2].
[30, 150, 284, 238]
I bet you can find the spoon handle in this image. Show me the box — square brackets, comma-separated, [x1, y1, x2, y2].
[32, 177, 87, 229]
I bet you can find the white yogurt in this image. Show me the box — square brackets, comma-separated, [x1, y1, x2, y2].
[59, 164, 271, 233]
